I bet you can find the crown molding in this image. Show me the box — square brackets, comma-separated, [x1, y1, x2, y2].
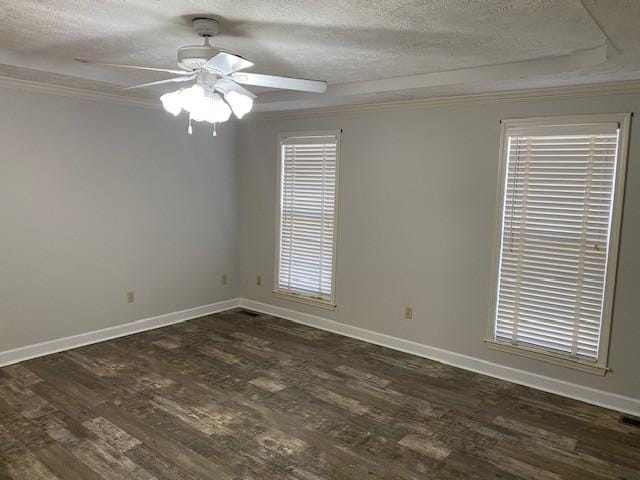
[0, 75, 159, 110]
[250, 80, 640, 121]
[2, 74, 640, 119]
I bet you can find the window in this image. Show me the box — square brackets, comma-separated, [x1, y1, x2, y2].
[275, 131, 340, 309]
[487, 114, 630, 374]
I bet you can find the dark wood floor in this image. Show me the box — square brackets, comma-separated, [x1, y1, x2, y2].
[0, 309, 638, 479]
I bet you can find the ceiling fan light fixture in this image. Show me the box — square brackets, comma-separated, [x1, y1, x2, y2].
[224, 90, 253, 119]
[160, 84, 232, 128]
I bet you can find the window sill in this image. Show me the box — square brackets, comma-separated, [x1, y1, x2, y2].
[273, 290, 336, 310]
[485, 339, 608, 376]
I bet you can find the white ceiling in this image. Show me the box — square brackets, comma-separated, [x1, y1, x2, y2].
[1, 0, 639, 111]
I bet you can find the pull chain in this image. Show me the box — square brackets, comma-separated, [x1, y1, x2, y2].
[187, 114, 193, 135]
[212, 123, 217, 137]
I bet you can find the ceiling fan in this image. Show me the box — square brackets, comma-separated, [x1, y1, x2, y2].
[76, 18, 327, 135]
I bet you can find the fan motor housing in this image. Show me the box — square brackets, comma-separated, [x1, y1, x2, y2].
[177, 45, 220, 70]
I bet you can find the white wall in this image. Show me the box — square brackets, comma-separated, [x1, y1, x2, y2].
[0, 88, 239, 351]
[237, 93, 640, 400]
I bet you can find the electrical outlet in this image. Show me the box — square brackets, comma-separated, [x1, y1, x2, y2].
[221, 274, 228, 286]
[127, 291, 135, 303]
[404, 306, 413, 320]
[256, 275, 262, 286]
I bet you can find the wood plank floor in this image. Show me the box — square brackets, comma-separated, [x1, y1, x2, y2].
[0, 309, 638, 479]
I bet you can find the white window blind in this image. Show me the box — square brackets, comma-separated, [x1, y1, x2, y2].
[492, 118, 627, 368]
[276, 132, 339, 305]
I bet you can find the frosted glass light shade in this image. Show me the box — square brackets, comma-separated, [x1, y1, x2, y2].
[224, 91, 253, 119]
[160, 89, 183, 116]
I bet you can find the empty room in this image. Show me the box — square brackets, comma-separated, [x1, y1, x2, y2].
[1, 1, 639, 478]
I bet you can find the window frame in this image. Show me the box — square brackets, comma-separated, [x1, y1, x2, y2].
[273, 129, 341, 310]
[486, 113, 631, 375]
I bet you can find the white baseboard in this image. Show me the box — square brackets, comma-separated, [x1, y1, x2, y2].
[238, 298, 640, 417]
[0, 298, 241, 367]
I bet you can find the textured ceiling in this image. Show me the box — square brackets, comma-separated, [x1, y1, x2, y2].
[1, 0, 639, 111]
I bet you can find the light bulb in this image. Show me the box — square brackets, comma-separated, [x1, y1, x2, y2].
[212, 93, 232, 123]
[189, 94, 213, 122]
[189, 92, 231, 124]
[180, 84, 205, 113]
[224, 91, 253, 119]
[160, 89, 183, 116]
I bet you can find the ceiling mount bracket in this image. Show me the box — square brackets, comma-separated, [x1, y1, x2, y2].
[192, 18, 220, 38]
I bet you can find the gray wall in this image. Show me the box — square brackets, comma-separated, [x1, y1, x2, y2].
[237, 93, 640, 399]
[0, 88, 239, 351]
[2, 85, 637, 400]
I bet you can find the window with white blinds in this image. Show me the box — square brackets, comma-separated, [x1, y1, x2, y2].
[275, 131, 340, 307]
[489, 115, 629, 373]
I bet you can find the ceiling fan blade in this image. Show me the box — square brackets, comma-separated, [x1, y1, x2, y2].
[204, 52, 253, 75]
[75, 58, 191, 75]
[214, 78, 257, 99]
[231, 72, 327, 93]
[121, 75, 196, 91]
